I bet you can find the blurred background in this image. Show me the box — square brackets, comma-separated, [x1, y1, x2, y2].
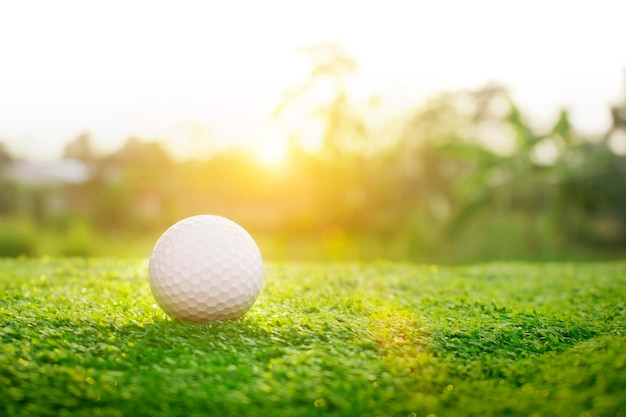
[1, 0, 625, 263]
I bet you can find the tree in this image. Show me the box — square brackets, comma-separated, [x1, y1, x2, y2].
[0, 141, 17, 215]
[68, 137, 178, 231]
[273, 43, 367, 158]
[441, 87, 562, 256]
[0, 141, 12, 164]
[63, 132, 96, 162]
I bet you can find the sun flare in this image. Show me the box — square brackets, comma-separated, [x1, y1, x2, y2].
[256, 136, 288, 165]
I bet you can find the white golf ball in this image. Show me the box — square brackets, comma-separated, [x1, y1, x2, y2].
[148, 215, 263, 321]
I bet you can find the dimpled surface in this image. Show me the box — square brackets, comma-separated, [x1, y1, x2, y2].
[148, 215, 263, 321]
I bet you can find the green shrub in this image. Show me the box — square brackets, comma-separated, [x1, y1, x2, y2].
[61, 219, 95, 257]
[0, 221, 37, 257]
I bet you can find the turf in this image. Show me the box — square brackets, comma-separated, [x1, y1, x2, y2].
[1, 258, 625, 417]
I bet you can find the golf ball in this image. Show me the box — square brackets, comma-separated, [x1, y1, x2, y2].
[148, 215, 263, 321]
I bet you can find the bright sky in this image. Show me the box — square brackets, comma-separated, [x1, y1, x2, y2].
[1, 0, 625, 160]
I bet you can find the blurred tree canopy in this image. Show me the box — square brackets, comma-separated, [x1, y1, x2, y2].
[1, 51, 625, 262]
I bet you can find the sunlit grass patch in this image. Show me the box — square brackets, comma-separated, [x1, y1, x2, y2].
[1, 259, 625, 416]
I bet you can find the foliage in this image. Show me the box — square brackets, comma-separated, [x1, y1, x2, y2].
[437, 88, 626, 255]
[60, 219, 95, 257]
[0, 220, 36, 257]
[1, 58, 625, 262]
[0, 259, 625, 416]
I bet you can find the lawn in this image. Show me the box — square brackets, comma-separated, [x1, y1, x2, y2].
[1, 258, 625, 417]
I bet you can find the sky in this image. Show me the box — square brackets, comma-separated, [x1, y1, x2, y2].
[1, 0, 625, 160]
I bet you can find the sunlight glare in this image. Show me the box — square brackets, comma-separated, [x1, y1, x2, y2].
[299, 122, 325, 153]
[274, 107, 325, 154]
[257, 135, 288, 165]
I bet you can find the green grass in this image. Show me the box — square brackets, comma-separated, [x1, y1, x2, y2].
[1, 259, 625, 417]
